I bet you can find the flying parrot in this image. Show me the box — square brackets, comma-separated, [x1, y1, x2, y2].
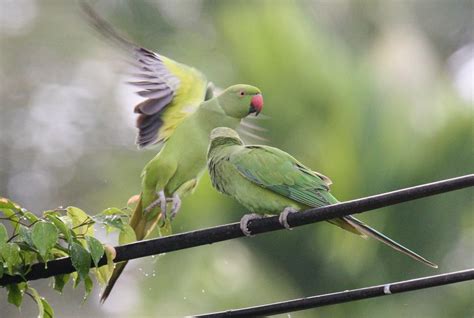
[80, 4, 265, 302]
[207, 127, 438, 268]
[81, 2, 264, 147]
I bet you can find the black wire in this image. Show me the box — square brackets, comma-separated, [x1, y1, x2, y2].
[193, 269, 474, 317]
[0, 174, 472, 286]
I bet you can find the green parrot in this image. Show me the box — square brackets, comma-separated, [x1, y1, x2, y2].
[100, 86, 264, 302]
[81, 4, 266, 301]
[207, 127, 438, 268]
[81, 2, 264, 148]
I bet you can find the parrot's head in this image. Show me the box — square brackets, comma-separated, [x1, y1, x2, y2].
[217, 84, 263, 119]
[208, 127, 244, 153]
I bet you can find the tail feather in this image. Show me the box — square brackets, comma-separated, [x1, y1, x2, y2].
[79, 1, 134, 50]
[100, 261, 128, 303]
[100, 195, 154, 303]
[343, 215, 438, 268]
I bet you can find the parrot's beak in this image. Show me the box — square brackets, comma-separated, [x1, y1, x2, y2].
[249, 94, 263, 116]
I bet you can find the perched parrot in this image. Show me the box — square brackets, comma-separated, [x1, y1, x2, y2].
[101, 86, 263, 301]
[207, 127, 437, 268]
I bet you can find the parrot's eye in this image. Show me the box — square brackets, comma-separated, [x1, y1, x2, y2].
[239, 91, 245, 96]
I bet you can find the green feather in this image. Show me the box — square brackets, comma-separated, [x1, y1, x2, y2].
[207, 128, 437, 269]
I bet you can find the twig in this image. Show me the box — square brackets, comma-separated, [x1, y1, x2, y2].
[0, 174, 472, 286]
[193, 269, 474, 317]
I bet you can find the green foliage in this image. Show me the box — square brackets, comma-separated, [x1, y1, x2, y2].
[0, 197, 129, 317]
[53, 274, 69, 294]
[6, 283, 25, 307]
[119, 223, 137, 245]
[29, 286, 54, 318]
[70, 242, 91, 282]
[86, 236, 104, 267]
[31, 222, 58, 261]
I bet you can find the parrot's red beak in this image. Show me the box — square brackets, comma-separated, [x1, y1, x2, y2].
[249, 94, 263, 116]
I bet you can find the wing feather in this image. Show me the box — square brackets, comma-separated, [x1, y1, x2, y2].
[81, 2, 209, 148]
[231, 146, 335, 208]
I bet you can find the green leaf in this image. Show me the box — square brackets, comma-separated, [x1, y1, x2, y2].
[70, 242, 91, 281]
[7, 283, 25, 307]
[0, 262, 4, 278]
[0, 206, 20, 233]
[100, 207, 126, 216]
[83, 274, 93, 302]
[41, 298, 54, 318]
[67, 207, 94, 236]
[119, 224, 137, 245]
[23, 211, 39, 223]
[46, 214, 72, 244]
[31, 222, 58, 260]
[0, 197, 18, 210]
[96, 245, 116, 286]
[18, 225, 34, 247]
[71, 272, 79, 289]
[20, 250, 38, 267]
[93, 214, 125, 233]
[29, 286, 54, 318]
[53, 274, 70, 293]
[85, 236, 104, 267]
[28, 287, 45, 318]
[1, 242, 21, 274]
[0, 223, 7, 248]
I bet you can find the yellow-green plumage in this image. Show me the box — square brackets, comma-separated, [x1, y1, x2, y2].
[101, 86, 263, 302]
[207, 128, 437, 268]
[82, 4, 266, 302]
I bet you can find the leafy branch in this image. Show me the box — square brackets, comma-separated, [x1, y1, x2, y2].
[0, 199, 130, 317]
[0, 174, 472, 317]
[1, 175, 472, 284]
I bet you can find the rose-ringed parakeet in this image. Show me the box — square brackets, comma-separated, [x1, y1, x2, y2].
[100, 86, 264, 302]
[81, 2, 264, 147]
[207, 127, 437, 268]
[81, 4, 266, 301]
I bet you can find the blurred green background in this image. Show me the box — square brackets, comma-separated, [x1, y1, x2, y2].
[0, 0, 472, 317]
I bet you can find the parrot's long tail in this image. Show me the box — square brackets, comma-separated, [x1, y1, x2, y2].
[100, 261, 128, 303]
[100, 195, 151, 303]
[343, 215, 438, 268]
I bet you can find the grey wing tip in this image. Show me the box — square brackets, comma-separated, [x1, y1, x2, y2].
[79, 0, 134, 50]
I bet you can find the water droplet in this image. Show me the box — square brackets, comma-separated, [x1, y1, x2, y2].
[145, 273, 149, 277]
[201, 289, 205, 293]
[138, 268, 142, 271]
[183, 296, 187, 300]
[152, 273, 156, 277]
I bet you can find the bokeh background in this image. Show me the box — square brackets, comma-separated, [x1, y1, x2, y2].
[1, 0, 473, 317]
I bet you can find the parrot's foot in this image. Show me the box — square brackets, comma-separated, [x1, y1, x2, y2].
[169, 193, 181, 221]
[239, 213, 263, 237]
[144, 190, 167, 216]
[278, 207, 299, 230]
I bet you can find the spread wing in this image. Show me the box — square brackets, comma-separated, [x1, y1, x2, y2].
[81, 2, 210, 148]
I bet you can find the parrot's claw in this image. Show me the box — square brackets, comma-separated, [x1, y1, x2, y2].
[169, 194, 182, 220]
[144, 190, 168, 216]
[239, 213, 262, 237]
[158, 190, 167, 219]
[278, 207, 298, 230]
